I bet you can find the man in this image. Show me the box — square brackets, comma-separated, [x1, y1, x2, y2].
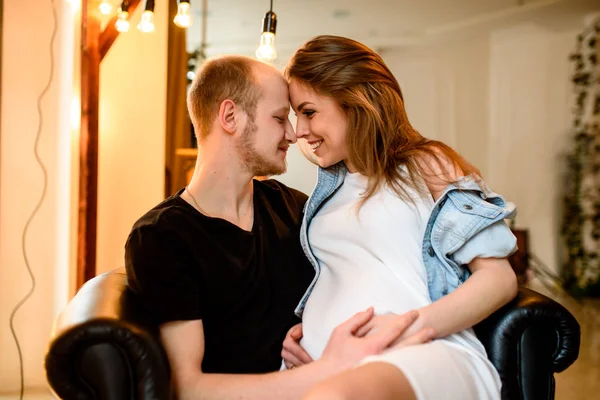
[125, 55, 431, 400]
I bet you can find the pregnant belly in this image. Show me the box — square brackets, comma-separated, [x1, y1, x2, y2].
[299, 268, 430, 360]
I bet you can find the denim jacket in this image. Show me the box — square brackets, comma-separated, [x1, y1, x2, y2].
[295, 163, 517, 317]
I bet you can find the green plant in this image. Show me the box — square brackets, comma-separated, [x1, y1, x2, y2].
[561, 20, 600, 297]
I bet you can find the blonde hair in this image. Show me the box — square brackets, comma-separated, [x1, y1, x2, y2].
[187, 55, 261, 140]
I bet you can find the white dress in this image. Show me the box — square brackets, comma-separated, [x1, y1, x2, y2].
[299, 172, 502, 400]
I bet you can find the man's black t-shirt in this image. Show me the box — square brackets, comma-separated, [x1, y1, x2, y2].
[125, 179, 315, 373]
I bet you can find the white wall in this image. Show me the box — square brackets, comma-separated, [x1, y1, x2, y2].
[488, 24, 575, 275]
[382, 24, 576, 274]
[96, 1, 168, 275]
[0, 0, 74, 392]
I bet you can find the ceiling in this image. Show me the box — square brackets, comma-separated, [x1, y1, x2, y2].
[186, 0, 600, 55]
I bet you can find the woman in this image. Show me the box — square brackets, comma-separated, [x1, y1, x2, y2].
[283, 35, 519, 400]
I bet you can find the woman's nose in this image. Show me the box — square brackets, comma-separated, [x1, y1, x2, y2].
[295, 120, 309, 138]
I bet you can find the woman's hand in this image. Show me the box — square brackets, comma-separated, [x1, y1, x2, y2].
[319, 308, 435, 374]
[357, 258, 517, 344]
[355, 311, 432, 346]
[282, 323, 313, 369]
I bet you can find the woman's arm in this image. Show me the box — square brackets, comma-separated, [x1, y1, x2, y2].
[405, 150, 517, 338]
[409, 257, 517, 339]
[358, 258, 517, 340]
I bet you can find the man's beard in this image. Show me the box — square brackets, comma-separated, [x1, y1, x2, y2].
[237, 119, 287, 177]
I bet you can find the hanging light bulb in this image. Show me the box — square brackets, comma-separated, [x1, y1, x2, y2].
[256, 1, 277, 63]
[138, 0, 156, 33]
[256, 30, 277, 62]
[116, 12, 130, 32]
[138, 10, 155, 32]
[115, 1, 131, 33]
[174, 0, 193, 28]
[99, 0, 112, 15]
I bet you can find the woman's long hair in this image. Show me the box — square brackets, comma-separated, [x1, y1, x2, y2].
[286, 35, 479, 203]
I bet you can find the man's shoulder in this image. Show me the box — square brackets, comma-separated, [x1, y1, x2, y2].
[130, 193, 193, 238]
[125, 194, 197, 275]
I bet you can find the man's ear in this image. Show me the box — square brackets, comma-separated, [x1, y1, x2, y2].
[218, 99, 238, 134]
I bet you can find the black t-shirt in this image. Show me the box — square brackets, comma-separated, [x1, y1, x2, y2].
[125, 179, 315, 374]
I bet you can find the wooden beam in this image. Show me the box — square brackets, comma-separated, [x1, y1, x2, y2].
[99, 0, 142, 61]
[77, 0, 147, 289]
[77, 1, 101, 289]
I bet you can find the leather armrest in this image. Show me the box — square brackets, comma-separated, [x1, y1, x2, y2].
[474, 287, 580, 400]
[45, 268, 171, 400]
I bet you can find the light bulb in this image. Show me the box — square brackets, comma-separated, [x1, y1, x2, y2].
[138, 10, 155, 32]
[115, 11, 130, 32]
[174, 1, 192, 28]
[256, 32, 277, 62]
[99, 0, 112, 15]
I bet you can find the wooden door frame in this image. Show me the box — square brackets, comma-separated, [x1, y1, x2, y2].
[77, 0, 141, 289]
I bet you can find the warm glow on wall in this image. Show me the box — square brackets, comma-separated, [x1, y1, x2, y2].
[70, 96, 80, 131]
[65, 0, 80, 12]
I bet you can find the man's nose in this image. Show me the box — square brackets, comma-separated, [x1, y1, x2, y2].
[285, 120, 297, 144]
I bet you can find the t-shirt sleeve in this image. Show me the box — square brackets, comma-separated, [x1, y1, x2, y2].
[125, 224, 204, 325]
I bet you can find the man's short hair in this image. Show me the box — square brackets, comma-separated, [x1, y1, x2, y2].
[187, 55, 262, 140]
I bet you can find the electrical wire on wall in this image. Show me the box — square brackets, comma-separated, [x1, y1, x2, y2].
[8, 0, 57, 398]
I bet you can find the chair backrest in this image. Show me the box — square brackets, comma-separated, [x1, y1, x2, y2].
[52, 267, 162, 339]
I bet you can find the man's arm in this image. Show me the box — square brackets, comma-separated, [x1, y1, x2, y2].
[161, 308, 431, 400]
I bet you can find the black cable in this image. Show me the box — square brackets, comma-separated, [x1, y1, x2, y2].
[270, 0, 273, 12]
[8, 0, 56, 398]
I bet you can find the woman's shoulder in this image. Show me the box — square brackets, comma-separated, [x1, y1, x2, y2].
[412, 146, 469, 200]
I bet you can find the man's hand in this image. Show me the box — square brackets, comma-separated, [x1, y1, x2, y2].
[319, 308, 434, 374]
[282, 324, 313, 369]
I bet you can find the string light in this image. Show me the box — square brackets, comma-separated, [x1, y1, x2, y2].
[99, 0, 112, 15]
[88, 0, 195, 34]
[174, 0, 193, 28]
[115, 1, 131, 32]
[137, 0, 156, 33]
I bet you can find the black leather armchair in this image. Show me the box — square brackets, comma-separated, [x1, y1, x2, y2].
[45, 268, 581, 400]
